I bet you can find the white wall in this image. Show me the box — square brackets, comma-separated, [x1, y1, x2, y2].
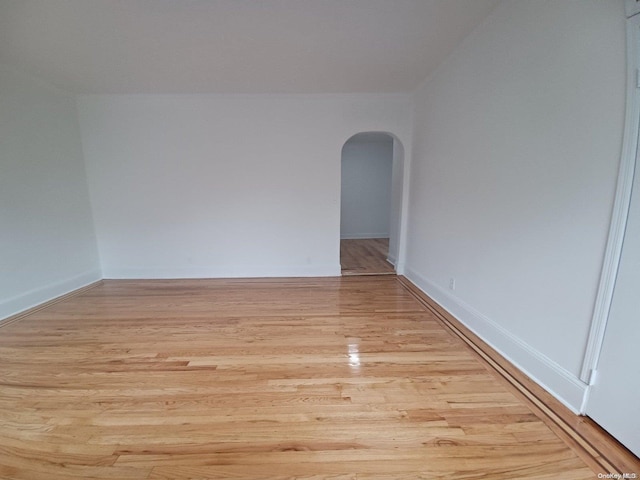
[405, 0, 626, 411]
[77, 94, 411, 278]
[0, 64, 100, 320]
[340, 134, 393, 239]
[388, 138, 405, 266]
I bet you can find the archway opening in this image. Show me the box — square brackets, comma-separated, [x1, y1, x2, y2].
[340, 132, 404, 275]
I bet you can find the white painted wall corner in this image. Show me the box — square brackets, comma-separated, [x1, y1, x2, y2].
[0, 269, 102, 321]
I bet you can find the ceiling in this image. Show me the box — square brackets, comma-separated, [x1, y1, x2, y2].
[0, 0, 500, 94]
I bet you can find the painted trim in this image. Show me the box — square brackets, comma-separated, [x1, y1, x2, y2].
[580, 15, 640, 384]
[396, 138, 411, 271]
[405, 266, 587, 413]
[340, 233, 390, 240]
[397, 275, 635, 475]
[102, 264, 340, 279]
[0, 280, 103, 328]
[0, 269, 102, 321]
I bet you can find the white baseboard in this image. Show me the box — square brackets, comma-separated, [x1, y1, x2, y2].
[0, 269, 102, 321]
[102, 263, 341, 279]
[340, 233, 390, 240]
[404, 267, 587, 413]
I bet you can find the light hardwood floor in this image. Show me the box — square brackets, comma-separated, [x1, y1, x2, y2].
[341, 238, 395, 275]
[0, 276, 633, 479]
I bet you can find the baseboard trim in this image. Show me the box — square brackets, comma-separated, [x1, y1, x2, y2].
[397, 274, 640, 475]
[102, 264, 341, 279]
[404, 267, 586, 412]
[0, 279, 103, 328]
[0, 270, 102, 321]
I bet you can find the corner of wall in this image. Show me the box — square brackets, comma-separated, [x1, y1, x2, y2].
[0, 65, 103, 321]
[0, 269, 102, 321]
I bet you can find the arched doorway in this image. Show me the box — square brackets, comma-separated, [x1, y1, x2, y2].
[340, 132, 404, 275]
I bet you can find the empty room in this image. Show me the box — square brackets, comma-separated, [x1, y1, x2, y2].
[1, 0, 639, 478]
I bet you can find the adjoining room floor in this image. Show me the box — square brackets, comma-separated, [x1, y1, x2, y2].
[0, 276, 596, 479]
[340, 238, 395, 276]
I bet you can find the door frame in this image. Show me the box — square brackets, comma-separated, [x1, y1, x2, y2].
[579, 12, 640, 399]
[338, 131, 407, 274]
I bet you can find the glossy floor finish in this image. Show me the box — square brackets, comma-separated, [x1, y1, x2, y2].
[0, 277, 595, 479]
[340, 238, 395, 276]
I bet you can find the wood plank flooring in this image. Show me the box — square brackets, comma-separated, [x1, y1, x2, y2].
[0, 276, 602, 479]
[341, 238, 395, 275]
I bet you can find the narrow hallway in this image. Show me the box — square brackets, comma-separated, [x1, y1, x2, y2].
[340, 238, 395, 276]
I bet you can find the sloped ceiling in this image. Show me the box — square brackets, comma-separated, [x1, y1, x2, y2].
[0, 0, 500, 94]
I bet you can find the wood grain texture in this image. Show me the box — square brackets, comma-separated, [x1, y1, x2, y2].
[340, 238, 394, 276]
[0, 276, 601, 479]
[397, 275, 640, 477]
